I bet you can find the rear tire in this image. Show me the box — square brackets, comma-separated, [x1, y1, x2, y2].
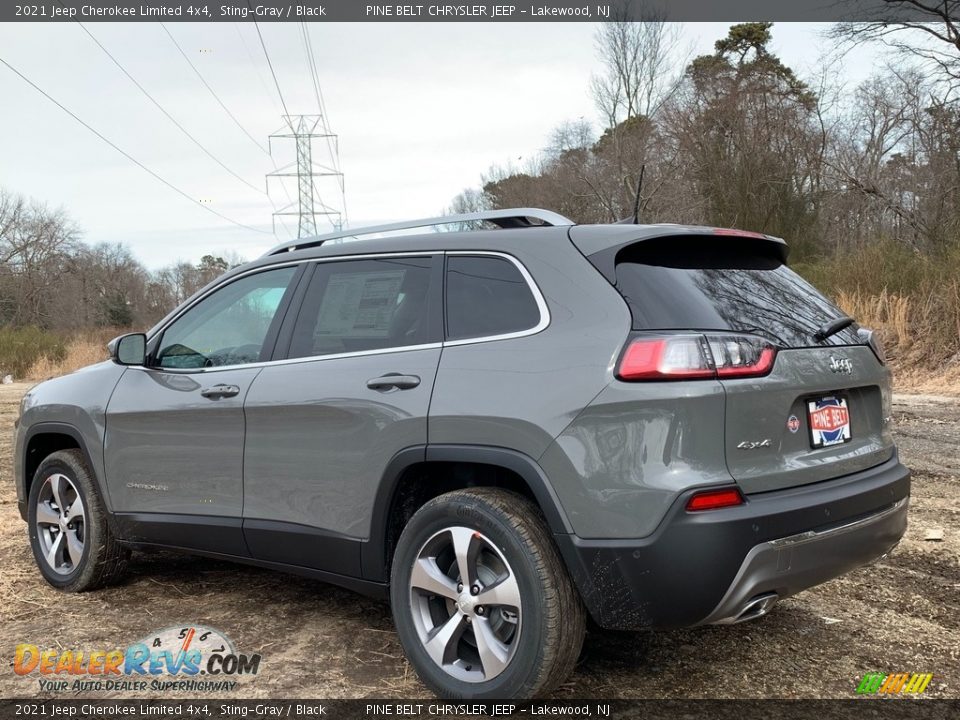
[390, 488, 585, 698]
[27, 449, 129, 592]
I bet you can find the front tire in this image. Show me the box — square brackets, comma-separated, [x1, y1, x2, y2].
[390, 488, 585, 699]
[27, 449, 129, 592]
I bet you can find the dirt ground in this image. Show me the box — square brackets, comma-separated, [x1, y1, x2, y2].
[0, 382, 956, 699]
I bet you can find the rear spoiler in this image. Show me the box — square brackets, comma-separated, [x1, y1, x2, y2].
[569, 224, 789, 284]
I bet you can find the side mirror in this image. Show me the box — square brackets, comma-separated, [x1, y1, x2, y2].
[108, 333, 147, 366]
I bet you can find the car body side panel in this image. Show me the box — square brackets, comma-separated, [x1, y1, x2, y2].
[539, 380, 732, 539]
[14, 361, 126, 513]
[429, 240, 630, 463]
[242, 348, 441, 540]
[104, 366, 262, 517]
[430, 239, 741, 541]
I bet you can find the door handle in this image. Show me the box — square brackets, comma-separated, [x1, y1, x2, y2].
[200, 384, 241, 399]
[366, 374, 421, 392]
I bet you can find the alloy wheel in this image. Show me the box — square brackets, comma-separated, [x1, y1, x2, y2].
[408, 526, 522, 683]
[34, 473, 85, 575]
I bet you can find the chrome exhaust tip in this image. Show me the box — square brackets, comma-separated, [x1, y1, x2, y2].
[734, 593, 778, 623]
[713, 592, 779, 625]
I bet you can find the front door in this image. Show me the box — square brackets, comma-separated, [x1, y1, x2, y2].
[242, 255, 442, 576]
[104, 264, 301, 552]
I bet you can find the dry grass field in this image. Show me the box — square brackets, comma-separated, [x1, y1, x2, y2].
[0, 382, 957, 700]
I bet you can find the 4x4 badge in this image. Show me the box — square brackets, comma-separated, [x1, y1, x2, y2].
[737, 439, 772, 450]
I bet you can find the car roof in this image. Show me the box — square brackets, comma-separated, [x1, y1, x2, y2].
[257, 207, 784, 265]
[147, 210, 788, 336]
[261, 221, 783, 260]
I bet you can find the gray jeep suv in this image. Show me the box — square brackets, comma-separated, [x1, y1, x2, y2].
[13, 208, 910, 698]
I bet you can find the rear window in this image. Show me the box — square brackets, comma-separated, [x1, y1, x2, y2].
[607, 237, 859, 348]
[446, 255, 541, 341]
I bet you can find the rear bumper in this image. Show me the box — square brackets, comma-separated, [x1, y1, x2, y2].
[555, 454, 910, 630]
[701, 495, 907, 624]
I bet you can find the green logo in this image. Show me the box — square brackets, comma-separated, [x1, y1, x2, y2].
[856, 672, 933, 694]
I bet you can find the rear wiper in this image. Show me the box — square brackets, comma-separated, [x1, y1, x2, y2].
[814, 316, 854, 342]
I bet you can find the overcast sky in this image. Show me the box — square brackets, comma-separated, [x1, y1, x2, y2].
[0, 22, 882, 267]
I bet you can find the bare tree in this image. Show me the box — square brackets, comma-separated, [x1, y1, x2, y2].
[1, 186, 255, 330]
[591, 13, 685, 127]
[0, 191, 27, 263]
[445, 188, 487, 215]
[830, 1, 960, 93]
[545, 119, 594, 158]
[823, 70, 924, 243]
[0, 189, 80, 326]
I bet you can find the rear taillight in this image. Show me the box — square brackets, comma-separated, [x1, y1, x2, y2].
[618, 336, 714, 380]
[686, 487, 745, 511]
[707, 335, 777, 378]
[616, 333, 777, 381]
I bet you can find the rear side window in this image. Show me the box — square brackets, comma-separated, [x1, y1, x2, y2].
[288, 256, 437, 359]
[445, 255, 541, 341]
[606, 236, 858, 348]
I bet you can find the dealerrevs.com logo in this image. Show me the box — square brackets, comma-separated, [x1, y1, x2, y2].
[14, 625, 261, 693]
[856, 672, 934, 695]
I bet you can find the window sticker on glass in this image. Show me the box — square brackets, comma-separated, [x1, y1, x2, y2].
[315, 270, 406, 339]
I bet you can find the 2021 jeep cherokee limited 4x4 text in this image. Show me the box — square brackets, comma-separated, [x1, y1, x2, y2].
[13, 208, 909, 698]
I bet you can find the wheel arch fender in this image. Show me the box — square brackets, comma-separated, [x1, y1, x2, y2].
[361, 444, 574, 582]
[21, 422, 109, 519]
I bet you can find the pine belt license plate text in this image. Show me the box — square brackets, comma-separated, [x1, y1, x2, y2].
[807, 395, 852, 448]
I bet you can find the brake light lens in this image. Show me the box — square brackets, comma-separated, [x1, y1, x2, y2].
[686, 487, 745, 512]
[711, 227, 768, 239]
[617, 334, 777, 381]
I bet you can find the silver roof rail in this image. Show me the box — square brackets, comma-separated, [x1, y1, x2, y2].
[262, 207, 574, 256]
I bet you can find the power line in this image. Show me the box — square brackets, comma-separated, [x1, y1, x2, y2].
[0, 55, 271, 235]
[233, 21, 297, 239]
[300, 23, 348, 226]
[300, 26, 340, 166]
[300, 24, 328, 124]
[76, 22, 266, 196]
[234, 21, 284, 119]
[161, 22, 271, 155]
[238, 19, 345, 237]
[249, 9, 291, 118]
[300, 24, 339, 172]
[248, 15, 320, 236]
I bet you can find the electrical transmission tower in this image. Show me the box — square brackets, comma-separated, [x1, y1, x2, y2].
[267, 114, 344, 238]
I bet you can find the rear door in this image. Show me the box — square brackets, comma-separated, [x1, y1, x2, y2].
[241, 254, 442, 575]
[593, 234, 894, 494]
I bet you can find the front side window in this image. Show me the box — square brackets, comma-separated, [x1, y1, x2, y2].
[288, 257, 436, 359]
[156, 266, 297, 369]
[445, 255, 542, 341]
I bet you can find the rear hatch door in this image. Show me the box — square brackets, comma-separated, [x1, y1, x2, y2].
[722, 344, 892, 494]
[575, 228, 895, 494]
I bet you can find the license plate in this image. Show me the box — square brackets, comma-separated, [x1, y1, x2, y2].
[807, 395, 852, 448]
